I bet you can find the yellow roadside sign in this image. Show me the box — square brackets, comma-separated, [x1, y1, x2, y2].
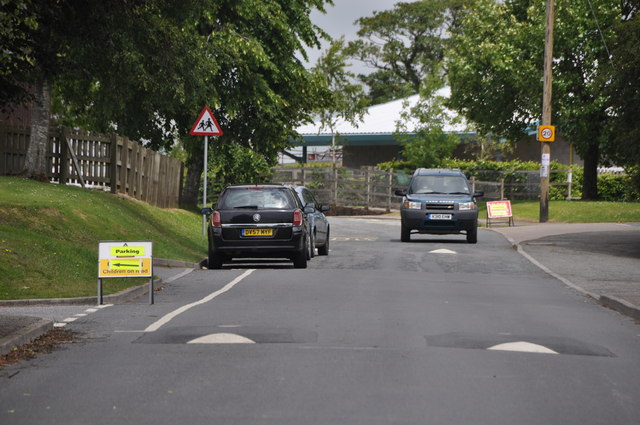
[99, 258, 151, 277]
[98, 241, 153, 278]
[538, 125, 556, 142]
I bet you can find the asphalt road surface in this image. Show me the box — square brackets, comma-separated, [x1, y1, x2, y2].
[1, 217, 639, 425]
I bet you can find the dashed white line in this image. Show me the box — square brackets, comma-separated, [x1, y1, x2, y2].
[54, 304, 114, 327]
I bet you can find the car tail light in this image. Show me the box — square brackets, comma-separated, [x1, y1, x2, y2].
[293, 209, 303, 227]
[211, 211, 221, 228]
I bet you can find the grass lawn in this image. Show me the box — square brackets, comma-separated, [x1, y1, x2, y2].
[477, 200, 640, 224]
[0, 177, 206, 300]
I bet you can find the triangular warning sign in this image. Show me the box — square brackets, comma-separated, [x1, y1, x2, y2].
[190, 106, 223, 136]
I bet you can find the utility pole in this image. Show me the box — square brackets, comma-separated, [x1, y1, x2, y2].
[539, 0, 555, 223]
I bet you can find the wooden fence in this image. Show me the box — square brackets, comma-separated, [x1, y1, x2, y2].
[0, 124, 183, 208]
[271, 166, 575, 211]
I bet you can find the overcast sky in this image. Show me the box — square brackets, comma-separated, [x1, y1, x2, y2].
[304, 0, 400, 73]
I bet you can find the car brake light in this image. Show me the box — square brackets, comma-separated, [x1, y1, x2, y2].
[293, 209, 303, 226]
[211, 211, 221, 227]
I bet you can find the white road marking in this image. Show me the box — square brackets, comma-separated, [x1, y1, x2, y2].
[187, 333, 255, 344]
[330, 237, 378, 241]
[487, 341, 559, 354]
[53, 323, 67, 328]
[430, 249, 457, 254]
[144, 269, 255, 333]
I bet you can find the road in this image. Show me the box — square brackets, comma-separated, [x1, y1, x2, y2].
[1, 217, 640, 424]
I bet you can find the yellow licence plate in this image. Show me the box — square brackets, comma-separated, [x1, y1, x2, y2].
[242, 228, 273, 237]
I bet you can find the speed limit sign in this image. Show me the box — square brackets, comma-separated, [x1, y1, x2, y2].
[538, 125, 556, 142]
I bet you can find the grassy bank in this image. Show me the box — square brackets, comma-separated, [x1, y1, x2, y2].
[0, 177, 206, 300]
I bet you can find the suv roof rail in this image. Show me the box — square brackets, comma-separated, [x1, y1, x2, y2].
[413, 168, 462, 176]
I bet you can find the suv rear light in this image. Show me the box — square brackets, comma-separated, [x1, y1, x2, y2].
[211, 211, 221, 227]
[293, 209, 303, 227]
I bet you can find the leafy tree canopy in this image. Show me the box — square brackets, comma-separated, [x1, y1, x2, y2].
[447, 0, 622, 199]
[347, 0, 463, 104]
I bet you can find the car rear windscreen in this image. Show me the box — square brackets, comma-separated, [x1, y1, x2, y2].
[220, 189, 295, 209]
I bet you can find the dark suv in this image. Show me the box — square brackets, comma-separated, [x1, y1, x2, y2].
[395, 169, 483, 244]
[201, 185, 313, 269]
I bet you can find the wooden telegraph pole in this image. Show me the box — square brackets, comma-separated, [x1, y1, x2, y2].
[539, 0, 555, 223]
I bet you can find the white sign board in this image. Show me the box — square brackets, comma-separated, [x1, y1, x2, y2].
[190, 106, 223, 136]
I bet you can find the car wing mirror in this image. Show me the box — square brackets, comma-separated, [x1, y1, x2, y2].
[395, 189, 407, 197]
[200, 207, 213, 216]
[473, 191, 484, 198]
[304, 206, 315, 214]
[320, 204, 330, 212]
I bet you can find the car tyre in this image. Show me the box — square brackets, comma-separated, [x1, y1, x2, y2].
[466, 225, 478, 244]
[317, 227, 330, 256]
[309, 231, 315, 258]
[208, 251, 224, 269]
[293, 240, 308, 269]
[401, 223, 411, 242]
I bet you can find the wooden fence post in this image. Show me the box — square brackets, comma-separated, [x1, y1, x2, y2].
[332, 165, 338, 205]
[60, 128, 70, 185]
[109, 134, 118, 194]
[387, 169, 393, 212]
[365, 169, 370, 209]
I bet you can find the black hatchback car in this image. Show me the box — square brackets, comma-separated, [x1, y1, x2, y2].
[201, 185, 313, 269]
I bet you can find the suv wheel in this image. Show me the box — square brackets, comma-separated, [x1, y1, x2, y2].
[466, 225, 478, 244]
[401, 223, 411, 242]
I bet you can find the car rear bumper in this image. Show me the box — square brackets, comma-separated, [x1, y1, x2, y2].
[209, 226, 305, 257]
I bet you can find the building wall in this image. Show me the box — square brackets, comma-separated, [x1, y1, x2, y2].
[504, 135, 583, 166]
[342, 135, 583, 168]
[343, 145, 400, 168]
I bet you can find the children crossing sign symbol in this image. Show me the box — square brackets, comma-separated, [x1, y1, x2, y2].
[190, 106, 223, 136]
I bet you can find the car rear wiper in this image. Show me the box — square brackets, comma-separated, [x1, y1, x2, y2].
[413, 191, 446, 194]
[447, 192, 470, 195]
[233, 205, 259, 209]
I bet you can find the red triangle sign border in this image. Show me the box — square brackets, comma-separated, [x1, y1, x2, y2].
[190, 106, 223, 136]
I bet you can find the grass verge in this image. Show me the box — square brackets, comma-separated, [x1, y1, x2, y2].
[477, 200, 640, 223]
[0, 177, 206, 300]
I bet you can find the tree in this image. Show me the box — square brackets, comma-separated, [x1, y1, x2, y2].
[2, 0, 201, 178]
[347, 0, 462, 103]
[447, 0, 622, 200]
[3, 0, 332, 205]
[311, 37, 368, 165]
[395, 76, 460, 168]
[604, 1, 640, 170]
[178, 0, 333, 205]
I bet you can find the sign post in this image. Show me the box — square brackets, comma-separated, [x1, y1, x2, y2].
[539, 0, 555, 223]
[190, 106, 223, 235]
[98, 241, 153, 304]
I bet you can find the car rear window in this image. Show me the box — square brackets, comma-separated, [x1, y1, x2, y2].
[220, 188, 295, 209]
